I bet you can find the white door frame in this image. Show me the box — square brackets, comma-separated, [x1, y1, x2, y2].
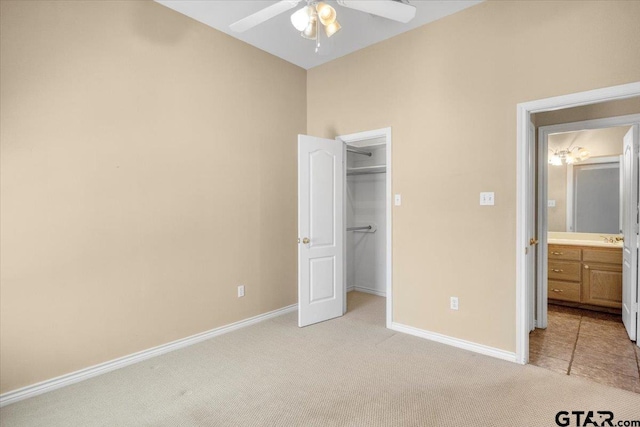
[516, 81, 640, 364]
[337, 127, 393, 328]
[537, 115, 640, 330]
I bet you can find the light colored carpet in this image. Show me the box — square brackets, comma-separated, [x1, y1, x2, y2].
[1, 292, 639, 426]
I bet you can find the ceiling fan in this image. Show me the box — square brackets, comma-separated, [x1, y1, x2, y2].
[230, 0, 416, 51]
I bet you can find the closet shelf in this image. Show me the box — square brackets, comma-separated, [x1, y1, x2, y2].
[347, 165, 386, 176]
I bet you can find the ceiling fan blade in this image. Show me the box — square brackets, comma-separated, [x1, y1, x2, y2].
[230, 0, 302, 33]
[337, 0, 416, 23]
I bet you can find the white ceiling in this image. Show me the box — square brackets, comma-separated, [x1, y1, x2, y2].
[154, 0, 483, 69]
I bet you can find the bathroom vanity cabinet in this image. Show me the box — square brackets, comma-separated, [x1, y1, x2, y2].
[548, 244, 622, 310]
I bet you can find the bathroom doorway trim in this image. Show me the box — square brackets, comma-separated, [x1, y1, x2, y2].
[516, 81, 640, 364]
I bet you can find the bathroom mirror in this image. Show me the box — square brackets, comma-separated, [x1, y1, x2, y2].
[547, 126, 629, 234]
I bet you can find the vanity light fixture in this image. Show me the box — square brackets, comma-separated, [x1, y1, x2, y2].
[548, 146, 591, 166]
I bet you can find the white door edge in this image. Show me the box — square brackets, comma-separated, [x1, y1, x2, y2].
[337, 127, 392, 329]
[622, 124, 639, 340]
[516, 81, 640, 365]
[536, 124, 549, 329]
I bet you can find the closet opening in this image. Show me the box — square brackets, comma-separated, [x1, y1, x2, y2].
[340, 128, 392, 328]
[297, 128, 392, 328]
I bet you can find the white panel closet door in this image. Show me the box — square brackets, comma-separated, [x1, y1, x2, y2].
[298, 135, 344, 327]
[621, 125, 638, 341]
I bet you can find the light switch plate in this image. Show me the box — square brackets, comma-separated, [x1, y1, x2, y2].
[548, 200, 556, 207]
[480, 192, 495, 206]
[394, 194, 402, 206]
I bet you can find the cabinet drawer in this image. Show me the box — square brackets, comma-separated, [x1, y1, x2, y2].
[548, 246, 581, 261]
[548, 260, 581, 281]
[548, 280, 581, 302]
[583, 248, 622, 265]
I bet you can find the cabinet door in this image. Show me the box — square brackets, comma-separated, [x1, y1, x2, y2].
[582, 263, 623, 309]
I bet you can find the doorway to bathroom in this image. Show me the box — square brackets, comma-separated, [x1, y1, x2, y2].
[530, 110, 640, 392]
[516, 84, 640, 365]
[535, 115, 640, 333]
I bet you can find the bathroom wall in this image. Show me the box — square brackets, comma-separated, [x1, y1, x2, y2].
[547, 126, 630, 232]
[536, 97, 640, 128]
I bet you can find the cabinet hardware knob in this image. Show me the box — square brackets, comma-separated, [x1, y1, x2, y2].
[584, 265, 589, 269]
[551, 269, 564, 272]
[551, 252, 563, 255]
[551, 289, 563, 293]
[302, 237, 310, 244]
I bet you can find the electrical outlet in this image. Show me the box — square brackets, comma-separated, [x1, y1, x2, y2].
[450, 297, 459, 310]
[237, 285, 245, 298]
[394, 194, 402, 206]
[548, 200, 556, 207]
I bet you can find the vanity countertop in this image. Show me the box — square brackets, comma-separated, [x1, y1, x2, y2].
[547, 238, 622, 248]
[547, 232, 623, 248]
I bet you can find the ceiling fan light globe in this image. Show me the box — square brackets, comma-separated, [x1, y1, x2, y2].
[301, 18, 317, 39]
[324, 20, 341, 37]
[316, 2, 337, 25]
[578, 148, 590, 160]
[291, 5, 313, 31]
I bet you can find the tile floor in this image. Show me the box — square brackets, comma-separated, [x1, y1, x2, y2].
[529, 304, 640, 393]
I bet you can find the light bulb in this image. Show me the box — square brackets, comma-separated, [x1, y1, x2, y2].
[549, 155, 562, 166]
[565, 154, 575, 164]
[578, 148, 590, 160]
[316, 2, 336, 26]
[291, 6, 313, 31]
[324, 20, 341, 37]
[301, 16, 317, 40]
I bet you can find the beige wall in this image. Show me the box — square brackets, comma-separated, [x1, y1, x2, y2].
[307, 1, 640, 351]
[547, 127, 629, 232]
[0, 1, 306, 393]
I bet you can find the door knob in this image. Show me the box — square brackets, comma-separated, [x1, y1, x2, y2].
[302, 237, 310, 244]
[529, 238, 539, 245]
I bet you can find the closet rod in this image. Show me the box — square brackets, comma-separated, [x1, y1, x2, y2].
[347, 148, 372, 157]
[347, 226, 372, 231]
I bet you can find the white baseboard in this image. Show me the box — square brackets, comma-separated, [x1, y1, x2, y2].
[0, 304, 298, 408]
[353, 286, 386, 297]
[390, 322, 517, 363]
[347, 284, 386, 297]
